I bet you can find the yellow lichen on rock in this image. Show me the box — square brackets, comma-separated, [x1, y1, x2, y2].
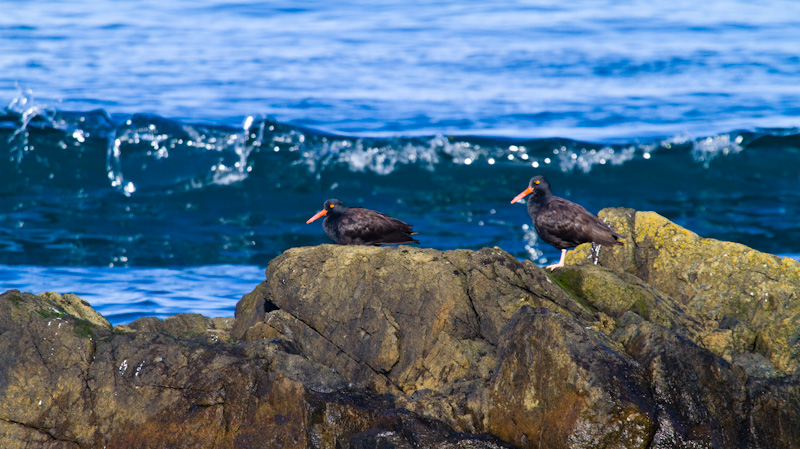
[565, 207, 800, 375]
[37, 291, 112, 329]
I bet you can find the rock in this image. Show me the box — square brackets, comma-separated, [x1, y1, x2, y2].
[747, 375, 800, 447]
[552, 265, 706, 341]
[234, 245, 586, 399]
[3, 208, 800, 448]
[0, 290, 111, 448]
[487, 306, 655, 449]
[231, 279, 271, 341]
[249, 246, 595, 394]
[118, 313, 234, 343]
[613, 319, 749, 447]
[9, 290, 111, 331]
[567, 208, 800, 375]
[0, 290, 518, 448]
[233, 241, 800, 448]
[347, 409, 517, 449]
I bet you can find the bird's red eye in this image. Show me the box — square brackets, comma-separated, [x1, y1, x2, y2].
[534, 180, 540, 185]
[329, 204, 334, 208]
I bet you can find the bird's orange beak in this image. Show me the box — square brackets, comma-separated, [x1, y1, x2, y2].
[306, 209, 327, 224]
[510, 186, 534, 204]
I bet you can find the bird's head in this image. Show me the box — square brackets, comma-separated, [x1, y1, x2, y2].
[510, 176, 551, 204]
[306, 199, 347, 223]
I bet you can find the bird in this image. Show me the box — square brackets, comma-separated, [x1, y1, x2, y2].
[510, 175, 621, 270]
[306, 199, 419, 246]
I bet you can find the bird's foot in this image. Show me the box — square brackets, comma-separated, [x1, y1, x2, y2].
[545, 261, 565, 270]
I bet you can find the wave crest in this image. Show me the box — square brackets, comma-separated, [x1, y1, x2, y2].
[2, 91, 797, 197]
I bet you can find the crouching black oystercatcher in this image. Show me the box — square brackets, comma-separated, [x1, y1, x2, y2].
[510, 176, 621, 270]
[306, 199, 419, 246]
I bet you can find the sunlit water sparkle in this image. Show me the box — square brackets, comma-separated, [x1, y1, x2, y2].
[2, 0, 799, 324]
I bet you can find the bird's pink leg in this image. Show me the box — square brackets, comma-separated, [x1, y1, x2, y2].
[546, 249, 566, 270]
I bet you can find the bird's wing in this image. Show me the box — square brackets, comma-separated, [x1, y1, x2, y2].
[537, 198, 619, 247]
[340, 208, 417, 245]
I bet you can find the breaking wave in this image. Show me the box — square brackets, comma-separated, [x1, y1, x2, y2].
[2, 91, 799, 268]
[3, 91, 795, 198]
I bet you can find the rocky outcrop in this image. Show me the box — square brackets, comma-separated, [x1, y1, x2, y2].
[234, 246, 585, 399]
[0, 291, 514, 449]
[565, 208, 800, 376]
[233, 239, 800, 448]
[1, 209, 799, 448]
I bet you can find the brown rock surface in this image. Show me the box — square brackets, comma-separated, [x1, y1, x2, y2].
[487, 306, 655, 449]
[2, 210, 799, 448]
[233, 241, 800, 448]
[0, 290, 516, 448]
[234, 246, 585, 398]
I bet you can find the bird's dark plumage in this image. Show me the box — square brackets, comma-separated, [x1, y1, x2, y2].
[306, 199, 419, 246]
[511, 176, 621, 268]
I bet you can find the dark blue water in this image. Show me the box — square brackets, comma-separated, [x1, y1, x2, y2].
[2, 1, 799, 324]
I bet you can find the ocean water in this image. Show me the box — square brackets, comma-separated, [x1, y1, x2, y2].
[1, 1, 799, 325]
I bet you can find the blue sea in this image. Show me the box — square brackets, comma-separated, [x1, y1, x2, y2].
[1, 1, 799, 325]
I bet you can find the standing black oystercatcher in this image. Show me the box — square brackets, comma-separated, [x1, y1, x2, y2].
[510, 176, 621, 270]
[306, 199, 419, 246]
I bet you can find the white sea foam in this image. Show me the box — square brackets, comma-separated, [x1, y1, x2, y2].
[691, 133, 744, 165]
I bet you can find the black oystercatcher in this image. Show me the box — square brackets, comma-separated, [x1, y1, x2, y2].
[510, 176, 621, 269]
[306, 199, 419, 246]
